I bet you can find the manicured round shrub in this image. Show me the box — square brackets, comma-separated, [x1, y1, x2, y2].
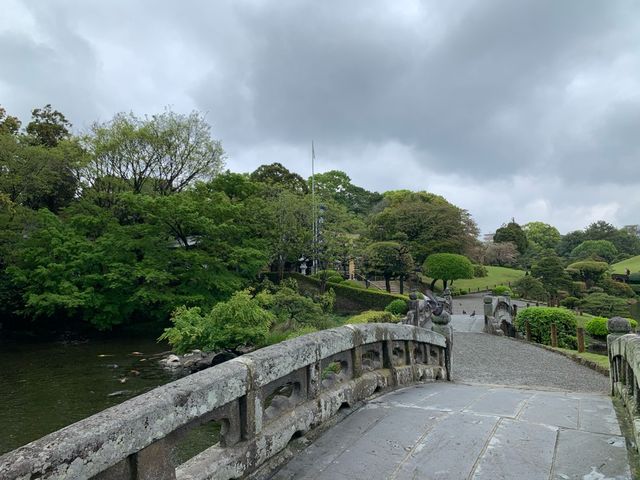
[385, 299, 408, 315]
[599, 278, 636, 298]
[492, 285, 513, 297]
[578, 293, 631, 317]
[512, 276, 547, 301]
[585, 316, 637, 337]
[514, 307, 577, 348]
[327, 275, 345, 284]
[584, 317, 608, 337]
[560, 296, 579, 309]
[347, 310, 397, 324]
[473, 264, 488, 278]
[311, 269, 342, 279]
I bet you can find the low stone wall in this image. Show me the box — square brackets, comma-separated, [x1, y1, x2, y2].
[608, 318, 640, 454]
[0, 323, 449, 480]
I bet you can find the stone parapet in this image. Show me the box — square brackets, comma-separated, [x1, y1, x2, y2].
[0, 323, 449, 480]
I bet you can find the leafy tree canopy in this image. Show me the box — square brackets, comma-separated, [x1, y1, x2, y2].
[523, 222, 561, 250]
[368, 191, 479, 264]
[26, 104, 71, 147]
[423, 253, 473, 290]
[311, 170, 382, 216]
[494, 220, 528, 254]
[570, 240, 618, 263]
[250, 162, 308, 194]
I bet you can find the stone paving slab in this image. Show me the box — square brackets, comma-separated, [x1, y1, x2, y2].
[271, 383, 631, 480]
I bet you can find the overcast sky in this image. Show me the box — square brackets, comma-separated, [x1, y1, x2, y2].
[2, 0, 640, 234]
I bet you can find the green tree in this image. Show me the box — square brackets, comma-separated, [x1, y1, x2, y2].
[0, 106, 21, 135]
[83, 109, 224, 202]
[494, 220, 528, 254]
[364, 241, 414, 292]
[368, 191, 479, 264]
[531, 254, 568, 295]
[250, 162, 308, 194]
[556, 230, 586, 258]
[523, 222, 561, 250]
[570, 240, 618, 263]
[512, 276, 547, 301]
[566, 260, 609, 287]
[26, 104, 71, 147]
[0, 127, 84, 212]
[423, 253, 473, 290]
[311, 170, 382, 215]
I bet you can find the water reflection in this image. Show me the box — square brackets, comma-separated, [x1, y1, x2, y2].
[0, 337, 178, 455]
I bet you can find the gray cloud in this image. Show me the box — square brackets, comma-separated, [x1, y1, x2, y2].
[2, 0, 640, 233]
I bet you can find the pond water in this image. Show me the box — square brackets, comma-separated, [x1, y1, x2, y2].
[0, 337, 179, 456]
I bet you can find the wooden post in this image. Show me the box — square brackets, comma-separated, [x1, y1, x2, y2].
[525, 320, 531, 342]
[551, 323, 558, 348]
[577, 327, 585, 353]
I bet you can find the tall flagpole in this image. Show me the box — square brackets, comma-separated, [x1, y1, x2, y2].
[311, 141, 317, 274]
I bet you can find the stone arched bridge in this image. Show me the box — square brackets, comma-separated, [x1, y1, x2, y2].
[0, 306, 637, 479]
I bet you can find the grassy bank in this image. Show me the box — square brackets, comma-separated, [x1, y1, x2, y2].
[423, 266, 526, 292]
[612, 255, 640, 274]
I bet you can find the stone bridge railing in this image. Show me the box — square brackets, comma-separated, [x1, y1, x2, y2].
[0, 323, 449, 480]
[483, 295, 517, 337]
[608, 317, 640, 454]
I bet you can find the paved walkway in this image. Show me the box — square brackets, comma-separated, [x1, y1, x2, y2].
[272, 314, 630, 479]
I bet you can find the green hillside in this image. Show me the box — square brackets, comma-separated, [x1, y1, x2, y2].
[424, 266, 526, 292]
[612, 256, 640, 274]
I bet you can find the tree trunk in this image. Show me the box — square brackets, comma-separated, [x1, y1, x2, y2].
[399, 275, 404, 294]
[430, 278, 437, 291]
[443, 279, 448, 290]
[385, 275, 391, 293]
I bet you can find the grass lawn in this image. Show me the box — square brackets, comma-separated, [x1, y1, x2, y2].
[424, 266, 526, 292]
[612, 255, 640, 274]
[553, 347, 610, 370]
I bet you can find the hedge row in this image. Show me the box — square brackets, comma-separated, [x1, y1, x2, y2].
[267, 272, 408, 312]
[515, 307, 577, 349]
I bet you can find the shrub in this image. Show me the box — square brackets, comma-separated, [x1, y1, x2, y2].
[473, 264, 488, 278]
[585, 316, 638, 337]
[288, 273, 408, 312]
[160, 291, 274, 354]
[256, 285, 324, 326]
[514, 307, 577, 348]
[492, 285, 513, 297]
[629, 272, 640, 284]
[560, 296, 579, 309]
[566, 260, 609, 285]
[578, 293, 631, 317]
[347, 310, 397, 324]
[598, 278, 636, 298]
[311, 269, 342, 279]
[327, 275, 345, 284]
[385, 299, 408, 315]
[584, 317, 609, 337]
[586, 286, 604, 294]
[512, 276, 547, 301]
[317, 288, 336, 313]
[341, 280, 365, 289]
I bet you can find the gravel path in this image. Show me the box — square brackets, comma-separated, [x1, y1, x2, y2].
[453, 332, 610, 393]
